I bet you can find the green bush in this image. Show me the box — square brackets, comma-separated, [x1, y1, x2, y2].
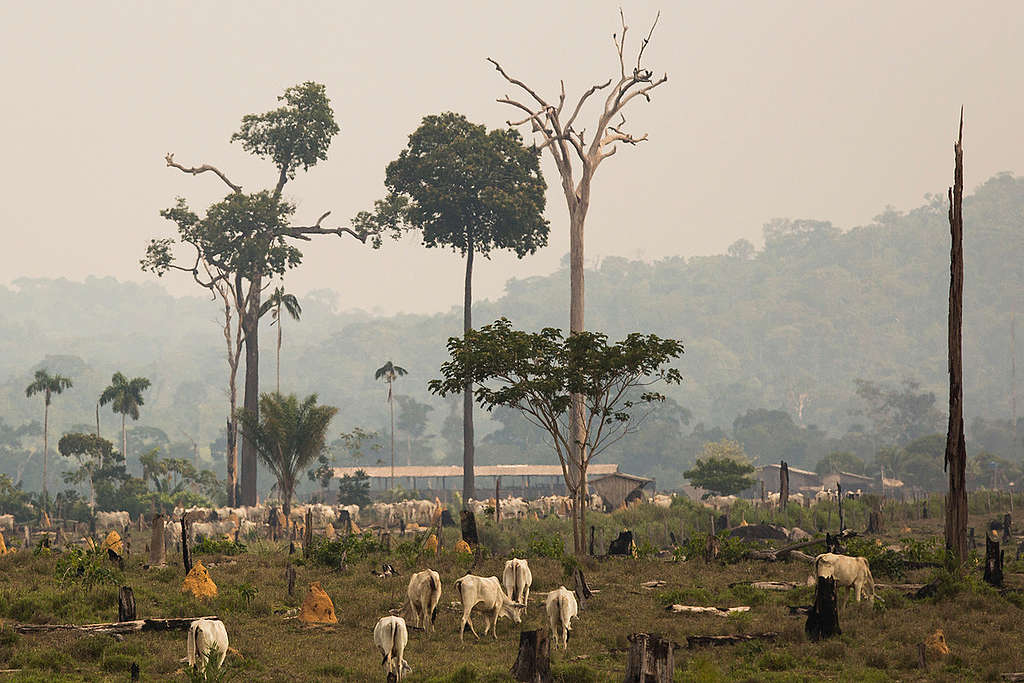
[193, 537, 247, 555]
[306, 532, 382, 566]
[527, 532, 564, 559]
[54, 546, 121, 590]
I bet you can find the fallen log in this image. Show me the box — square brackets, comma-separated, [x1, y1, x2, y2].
[744, 581, 803, 591]
[1001, 673, 1024, 682]
[686, 633, 779, 648]
[666, 605, 749, 616]
[14, 616, 217, 635]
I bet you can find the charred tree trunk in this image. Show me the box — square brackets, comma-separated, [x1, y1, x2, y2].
[460, 509, 479, 547]
[149, 514, 165, 567]
[463, 239, 476, 505]
[624, 633, 675, 683]
[805, 576, 841, 641]
[226, 416, 237, 507]
[780, 461, 790, 510]
[984, 535, 1004, 587]
[944, 110, 968, 563]
[180, 516, 192, 574]
[118, 587, 136, 622]
[510, 629, 552, 683]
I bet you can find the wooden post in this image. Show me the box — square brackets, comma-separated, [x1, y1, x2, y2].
[287, 565, 296, 597]
[180, 516, 191, 574]
[118, 587, 136, 622]
[1004, 513, 1013, 542]
[573, 567, 592, 610]
[304, 508, 313, 559]
[23, 525, 30, 549]
[918, 642, 927, 669]
[760, 479, 766, 504]
[837, 483, 844, 531]
[589, 526, 595, 557]
[779, 461, 790, 510]
[624, 633, 675, 683]
[984, 535, 1004, 587]
[510, 628, 551, 683]
[495, 477, 501, 524]
[944, 108, 969, 563]
[805, 576, 841, 641]
[149, 514, 165, 567]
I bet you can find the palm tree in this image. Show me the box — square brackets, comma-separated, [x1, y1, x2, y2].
[259, 286, 302, 394]
[374, 361, 408, 490]
[25, 369, 73, 503]
[237, 392, 337, 519]
[99, 372, 151, 471]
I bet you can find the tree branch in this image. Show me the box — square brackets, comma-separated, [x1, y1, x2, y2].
[281, 211, 370, 243]
[164, 153, 241, 193]
[487, 58, 550, 109]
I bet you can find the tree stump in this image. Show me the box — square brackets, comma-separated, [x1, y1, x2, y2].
[704, 534, 721, 563]
[984, 535, 1004, 587]
[837, 483, 845, 531]
[149, 514, 166, 567]
[118, 587, 136, 622]
[180, 516, 192, 574]
[510, 628, 551, 683]
[287, 565, 296, 597]
[459, 509, 479, 547]
[608, 530, 634, 556]
[303, 508, 313, 559]
[130, 662, 139, 682]
[780, 460, 790, 509]
[624, 633, 675, 683]
[573, 567, 592, 610]
[805, 576, 841, 641]
[867, 510, 883, 534]
[1005, 513, 1013, 542]
[589, 526, 595, 556]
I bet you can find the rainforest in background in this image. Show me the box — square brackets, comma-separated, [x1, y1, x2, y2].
[0, 173, 1021, 496]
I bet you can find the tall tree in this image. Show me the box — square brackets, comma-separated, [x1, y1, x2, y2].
[99, 372, 151, 473]
[57, 432, 122, 505]
[260, 286, 302, 394]
[144, 82, 379, 506]
[374, 361, 408, 490]
[371, 112, 548, 504]
[430, 318, 682, 554]
[945, 110, 968, 563]
[237, 393, 337, 520]
[489, 11, 667, 497]
[24, 369, 73, 503]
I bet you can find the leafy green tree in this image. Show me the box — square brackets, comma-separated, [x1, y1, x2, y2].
[373, 112, 548, 503]
[815, 451, 866, 476]
[684, 439, 755, 496]
[337, 469, 372, 507]
[374, 362, 408, 490]
[144, 81, 376, 507]
[24, 369, 73, 502]
[237, 393, 337, 519]
[0, 473, 35, 521]
[99, 372, 151, 473]
[57, 433, 124, 504]
[260, 286, 302, 394]
[137, 448, 222, 511]
[429, 317, 682, 554]
[308, 427, 382, 499]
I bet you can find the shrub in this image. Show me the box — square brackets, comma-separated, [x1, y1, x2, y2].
[306, 532, 382, 567]
[54, 546, 121, 590]
[193, 537, 247, 556]
[526, 532, 564, 559]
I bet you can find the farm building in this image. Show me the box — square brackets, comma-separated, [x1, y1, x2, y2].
[749, 464, 880, 498]
[331, 463, 633, 501]
[590, 471, 654, 510]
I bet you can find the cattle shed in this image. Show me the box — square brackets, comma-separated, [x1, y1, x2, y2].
[331, 463, 623, 501]
[589, 471, 654, 510]
[751, 463, 821, 495]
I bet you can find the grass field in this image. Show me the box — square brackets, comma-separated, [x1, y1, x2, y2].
[2, 497, 1024, 681]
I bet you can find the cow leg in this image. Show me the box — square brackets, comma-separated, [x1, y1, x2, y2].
[491, 608, 500, 639]
[463, 610, 479, 641]
[523, 585, 529, 614]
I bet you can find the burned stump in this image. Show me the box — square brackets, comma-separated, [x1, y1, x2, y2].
[984, 535, 1004, 587]
[118, 587, 136, 622]
[608, 530, 635, 556]
[624, 632, 676, 683]
[460, 509, 479, 547]
[510, 628, 551, 683]
[805, 576, 841, 641]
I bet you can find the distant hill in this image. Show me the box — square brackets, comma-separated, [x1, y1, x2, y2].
[1, 173, 1021, 491]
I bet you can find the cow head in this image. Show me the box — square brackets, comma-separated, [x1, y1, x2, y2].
[501, 599, 526, 623]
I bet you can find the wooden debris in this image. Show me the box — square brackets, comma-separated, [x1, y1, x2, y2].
[686, 633, 778, 648]
[14, 617, 218, 635]
[746, 581, 802, 591]
[641, 580, 666, 589]
[666, 605, 749, 616]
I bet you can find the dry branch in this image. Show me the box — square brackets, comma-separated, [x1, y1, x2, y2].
[165, 154, 241, 193]
[686, 633, 779, 648]
[666, 605, 749, 616]
[14, 616, 218, 635]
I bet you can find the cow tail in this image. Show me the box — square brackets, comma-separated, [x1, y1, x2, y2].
[187, 623, 198, 667]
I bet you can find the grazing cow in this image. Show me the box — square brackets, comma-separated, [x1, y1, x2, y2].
[652, 493, 673, 509]
[187, 618, 229, 673]
[809, 553, 875, 603]
[0, 514, 13, 533]
[502, 558, 533, 613]
[407, 569, 442, 633]
[544, 586, 579, 650]
[95, 510, 130, 530]
[373, 615, 412, 680]
[453, 574, 524, 642]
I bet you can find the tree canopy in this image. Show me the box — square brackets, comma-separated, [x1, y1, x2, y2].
[684, 439, 756, 497]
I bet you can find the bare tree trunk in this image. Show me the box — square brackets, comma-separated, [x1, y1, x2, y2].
[944, 110, 968, 563]
[122, 414, 127, 475]
[463, 238, 475, 505]
[276, 307, 282, 394]
[389, 392, 395, 491]
[42, 402, 48, 504]
[241, 276, 261, 507]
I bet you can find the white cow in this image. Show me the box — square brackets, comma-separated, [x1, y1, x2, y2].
[95, 510, 130, 530]
[809, 553, 875, 603]
[187, 618, 229, 673]
[373, 615, 412, 680]
[544, 586, 579, 650]
[0, 514, 14, 533]
[407, 569, 442, 633]
[453, 574, 525, 642]
[502, 558, 533, 614]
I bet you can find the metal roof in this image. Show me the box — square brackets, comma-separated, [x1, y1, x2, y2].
[332, 463, 620, 479]
[590, 471, 653, 484]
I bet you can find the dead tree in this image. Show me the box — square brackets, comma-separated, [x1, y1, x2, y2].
[984, 535, 1004, 587]
[489, 11, 667, 555]
[511, 629, 552, 683]
[780, 461, 790, 509]
[805, 576, 841, 641]
[460, 509, 479, 547]
[118, 587, 136, 622]
[148, 514, 165, 567]
[624, 633, 675, 683]
[180, 515, 192, 574]
[944, 109, 968, 563]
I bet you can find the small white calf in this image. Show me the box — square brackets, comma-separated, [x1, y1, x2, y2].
[407, 569, 442, 633]
[502, 558, 533, 614]
[809, 552, 875, 603]
[374, 615, 412, 680]
[544, 586, 579, 650]
[454, 574, 524, 642]
[187, 618, 228, 674]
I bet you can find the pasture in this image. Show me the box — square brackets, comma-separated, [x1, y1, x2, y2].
[1, 495, 1024, 681]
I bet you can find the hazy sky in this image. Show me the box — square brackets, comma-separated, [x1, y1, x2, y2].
[3, 1, 1022, 316]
